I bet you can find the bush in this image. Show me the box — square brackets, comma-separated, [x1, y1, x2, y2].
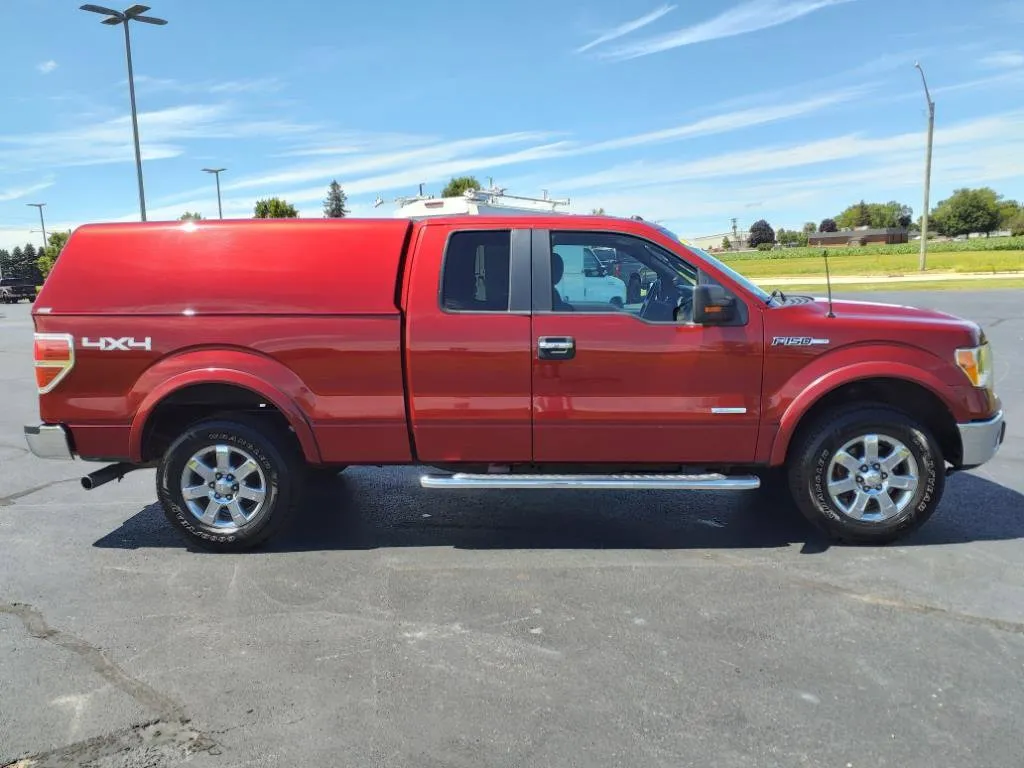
[756, 242, 773, 251]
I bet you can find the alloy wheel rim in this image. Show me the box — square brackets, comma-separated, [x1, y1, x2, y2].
[179, 444, 268, 531]
[826, 433, 919, 523]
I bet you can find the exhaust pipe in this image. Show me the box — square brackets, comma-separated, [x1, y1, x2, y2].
[81, 462, 139, 490]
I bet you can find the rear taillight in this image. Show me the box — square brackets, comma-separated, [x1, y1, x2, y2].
[34, 333, 75, 394]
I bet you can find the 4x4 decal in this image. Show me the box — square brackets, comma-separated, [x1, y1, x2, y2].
[81, 337, 153, 351]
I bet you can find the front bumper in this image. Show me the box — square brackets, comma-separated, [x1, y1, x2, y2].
[957, 410, 1006, 468]
[24, 424, 74, 461]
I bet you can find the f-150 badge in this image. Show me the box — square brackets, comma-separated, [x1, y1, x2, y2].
[771, 336, 829, 346]
[81, 336, 153, 351]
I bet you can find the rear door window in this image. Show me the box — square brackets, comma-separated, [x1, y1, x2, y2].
[441, 230, 512, 312]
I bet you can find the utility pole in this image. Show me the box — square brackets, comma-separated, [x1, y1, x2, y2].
[27, 203, 48, 251]
[202, 168, 227, 219]
[915, 61, 935, 271]
[81, 4, 168, 222]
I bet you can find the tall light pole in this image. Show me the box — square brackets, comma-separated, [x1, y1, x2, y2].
[27, 203, 48, 251]
[202, 168, 227, 219]
[914, 61, 935, 271]
[80, 5, 168, 222]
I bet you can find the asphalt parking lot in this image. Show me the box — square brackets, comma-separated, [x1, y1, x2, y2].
[1, 292, 1021, 767]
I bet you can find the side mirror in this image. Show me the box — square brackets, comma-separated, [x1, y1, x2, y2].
[693, 284, 737, 324]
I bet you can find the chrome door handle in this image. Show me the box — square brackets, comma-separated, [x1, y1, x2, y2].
[538, 336, 575, 360]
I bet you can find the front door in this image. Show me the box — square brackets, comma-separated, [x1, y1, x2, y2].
[531, 228, 764, 465]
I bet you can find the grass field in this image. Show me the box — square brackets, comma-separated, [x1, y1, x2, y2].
[751, 277, 1024, 293]
[725, 249, 1024, 277]
[719, 236, 1024, 261]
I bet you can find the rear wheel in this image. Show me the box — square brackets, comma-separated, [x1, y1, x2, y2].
[157, 417, 302, 551]
[787, 405, 944, 544]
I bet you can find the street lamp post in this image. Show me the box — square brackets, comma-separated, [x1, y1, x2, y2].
[914, 61, 935, 272]
[202, 168, 227, 219]
[27, 203, 48, 251]
[80, 4, 168, 222]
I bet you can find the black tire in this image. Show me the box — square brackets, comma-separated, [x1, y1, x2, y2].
[787, 405, 945, 544]
[156, 417, 303, 551]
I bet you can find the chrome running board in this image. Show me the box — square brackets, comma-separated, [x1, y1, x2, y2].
[419, 473, 760, 491]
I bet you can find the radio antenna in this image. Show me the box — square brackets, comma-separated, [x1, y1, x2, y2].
[823, 249, 836, 318]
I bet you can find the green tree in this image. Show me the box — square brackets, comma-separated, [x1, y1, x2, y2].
[721, 236, 731, 250]
[836, 200, 872, 229]
[253, 197, 299, 218]
[179, 211, 203, 221]
[930, 187, 1001, 237]
[38, 231, 70, 279]
[747, 219, 775, 247]
[441, 176, 481, 197]
[802, 221, 816, 234]
[874, 201, 912, 228]
[591, 207, 606, 215]
[1009, 212, 1024, 237]
[323, 180, 349, 218]
[9, 244, 42, 283]
[835, 200, 912, 230]
[0, 249, 11, 278]
[778, 229, 808, 247]
[998, 200, 1021, 230]
[819, 218, 838, 232]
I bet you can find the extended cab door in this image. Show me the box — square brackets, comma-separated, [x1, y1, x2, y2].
[531, 227, 764, 464]
[403, 223, 534, 463]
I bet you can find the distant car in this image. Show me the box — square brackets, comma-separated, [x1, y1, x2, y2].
[552, 245, 627, 307]
[0, 278, 37, 304]
[590, 246, 657, 304]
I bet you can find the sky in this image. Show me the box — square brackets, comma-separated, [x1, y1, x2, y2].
[2, 0, 1024, 251]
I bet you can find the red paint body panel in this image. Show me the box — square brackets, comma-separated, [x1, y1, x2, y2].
[29, 215, 997, 472]
[35, 218, 412, 316]
[403, 222, 532, 462]
[531, 313, 764, 463]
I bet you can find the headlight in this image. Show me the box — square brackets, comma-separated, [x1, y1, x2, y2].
[956, 342, 993, 389]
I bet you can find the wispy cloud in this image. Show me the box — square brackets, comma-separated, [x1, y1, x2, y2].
[129, 75, 285, 96]
[37, 60, 58, 74]
[980, 51, 1024, 70]
[146, 84, 858, 215]
[276, 131, 435, 158]
[575, 4, 676, 53]
[933, 68, 1024, 95]
[207, 77, 285, 94]
[0, 179, 54, 203]
[0, 103, 316, 172]
[569, 87, 867, 154]
[551, 111, 1024, 192]
[601, 0, 855, 60]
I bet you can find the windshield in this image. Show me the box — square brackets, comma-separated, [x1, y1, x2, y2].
[649, 223, 773, 303]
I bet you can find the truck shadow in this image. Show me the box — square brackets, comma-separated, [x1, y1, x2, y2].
[94, 469, 1024, 554]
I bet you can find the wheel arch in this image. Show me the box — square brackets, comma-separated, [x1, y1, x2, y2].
[770, 368, 963, 468]
[128, 359, 321, 464]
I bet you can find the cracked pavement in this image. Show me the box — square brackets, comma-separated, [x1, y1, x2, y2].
[1, 292, 1022, 767]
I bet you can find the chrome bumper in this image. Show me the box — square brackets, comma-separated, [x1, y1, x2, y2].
[24, 424, 74, 461]
[957, 410, 1006, 468]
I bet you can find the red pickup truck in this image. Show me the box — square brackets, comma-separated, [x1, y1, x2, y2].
[24, 216, 1004, 551]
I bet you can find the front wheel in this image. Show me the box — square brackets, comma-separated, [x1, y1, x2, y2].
[787, 405, 945, 544]
[157, 417, 302, 551]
